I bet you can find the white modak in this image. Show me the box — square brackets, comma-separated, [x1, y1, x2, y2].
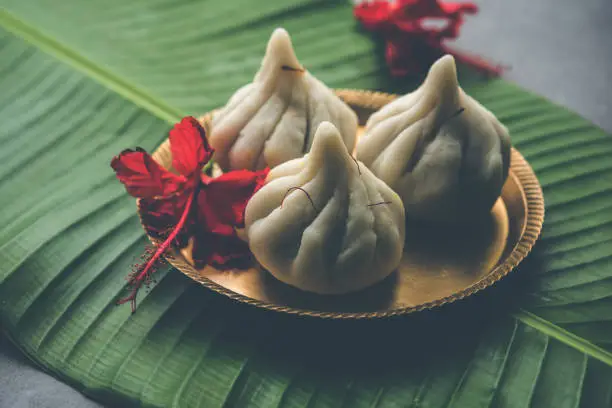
[356, 55, 511, 222]
[210, 28, 358, 172]
[244, 122, 405, 294]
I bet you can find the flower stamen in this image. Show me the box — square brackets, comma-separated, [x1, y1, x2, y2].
[117, 192, 195, 313]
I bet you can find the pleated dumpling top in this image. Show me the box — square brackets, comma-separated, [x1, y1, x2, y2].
[210, 28, 358, 172]
[356, 55, 511, 222]
[244, 122, 405, 294]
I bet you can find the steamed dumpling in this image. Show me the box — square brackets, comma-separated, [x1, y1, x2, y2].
[244, 122, 405, 294]
[210, 28, 358, 172]
[356, 55, 511, 222]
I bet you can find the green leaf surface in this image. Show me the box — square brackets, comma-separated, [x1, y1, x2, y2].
[0, 1, 611, 407]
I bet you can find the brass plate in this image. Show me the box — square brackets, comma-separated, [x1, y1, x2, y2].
[143, 89, 545, 319]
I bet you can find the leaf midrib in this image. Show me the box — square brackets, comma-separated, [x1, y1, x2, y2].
[515, 310, 612, 365]
[0, 9, 183, 125]
[1, 6, 610, 370]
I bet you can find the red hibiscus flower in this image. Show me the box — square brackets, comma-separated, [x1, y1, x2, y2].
[354, 0, 503, 77]
[111, 116, 268, 312]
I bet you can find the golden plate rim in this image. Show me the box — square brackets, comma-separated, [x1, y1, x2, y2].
[141, 89, 545, 319]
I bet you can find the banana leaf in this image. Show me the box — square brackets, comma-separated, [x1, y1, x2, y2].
[0, 1, 611, 407]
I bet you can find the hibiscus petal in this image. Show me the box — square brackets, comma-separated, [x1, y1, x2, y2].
[196, 188, 237, 236]
[355, 0, 492, 77]
[191, 230, 252, 270]
[200, 168, 269, 228]
[111, 148, 185, 198]
[209, 236, 252, 269]
[190, 230, 214, 268]
[169, 116, 214, 176]
[139, 193, 195, 248]
[354, 1, 393, 31]
[438, 2, 478, 16]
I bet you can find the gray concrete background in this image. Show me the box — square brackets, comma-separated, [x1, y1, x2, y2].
[456, 0, 612, 132]
[1, 0, 611, 407]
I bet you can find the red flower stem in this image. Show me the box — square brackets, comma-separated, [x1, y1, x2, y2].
[281, 187, 318, 212]
[118, 191, 195, 312]
[281, 65, 305, 72]
[367, 201, 392, 207]
[140, 191, 195, 274]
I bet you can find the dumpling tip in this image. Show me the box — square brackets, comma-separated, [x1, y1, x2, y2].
[312, 121, 346, 149]
[271, 27, 289, 40]
[429, 54, 457, 80]
[424, 54, 459, 101]
[265, 27, 301, 70]
[309, 121, 355, 166]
